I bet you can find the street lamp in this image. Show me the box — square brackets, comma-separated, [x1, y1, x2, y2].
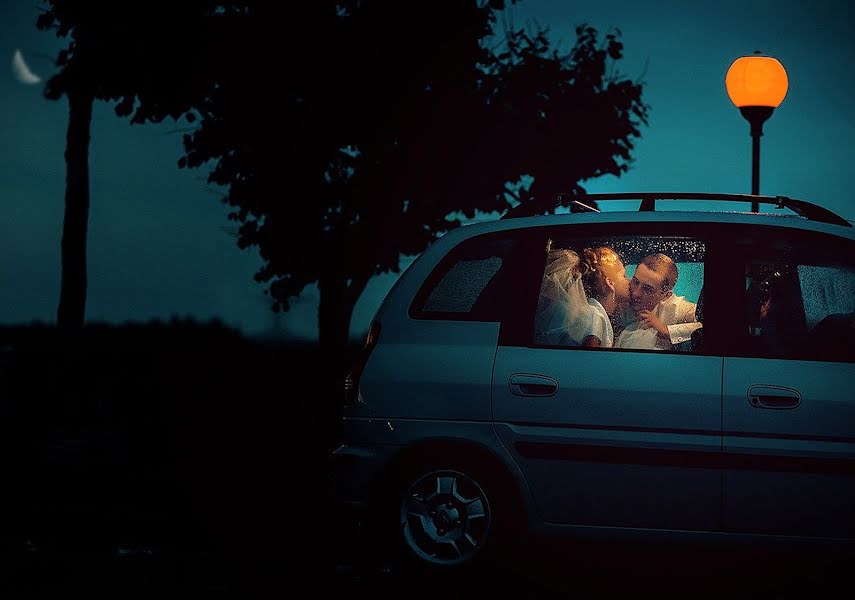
[725, 54, 788, 212]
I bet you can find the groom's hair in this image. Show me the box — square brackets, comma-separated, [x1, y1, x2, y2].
[641, 253, 678, 292]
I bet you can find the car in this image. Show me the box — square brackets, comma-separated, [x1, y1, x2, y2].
[332, 192, 855, 572]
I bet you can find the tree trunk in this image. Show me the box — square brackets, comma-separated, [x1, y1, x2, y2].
[316, 270, 371, 448]
[318, 275, 355, 376]
[317, 270, 372, 376]
[57, 88, 93, 332]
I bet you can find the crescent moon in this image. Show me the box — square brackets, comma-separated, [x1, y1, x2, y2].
[11, 49, 42, 85]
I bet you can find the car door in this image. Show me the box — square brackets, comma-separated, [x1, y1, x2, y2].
[722, 226, 855, 538]
[492, 223, 724, 531]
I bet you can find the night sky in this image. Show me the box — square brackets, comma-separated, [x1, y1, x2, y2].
[2, 1, 853, 340]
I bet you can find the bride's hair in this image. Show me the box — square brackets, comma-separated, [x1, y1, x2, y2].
[580, 247, 621, 299]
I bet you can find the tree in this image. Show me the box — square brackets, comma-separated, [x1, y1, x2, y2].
[180, 1, 648, 368]
[36, 1, 221, 330]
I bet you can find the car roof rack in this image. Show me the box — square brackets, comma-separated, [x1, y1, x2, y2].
[500, 192, 851, 228]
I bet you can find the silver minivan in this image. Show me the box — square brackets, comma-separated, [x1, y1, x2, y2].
[333, 193, 855, 571]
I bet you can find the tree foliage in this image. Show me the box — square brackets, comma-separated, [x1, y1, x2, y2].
[37, 1, 648, 355]
[178, 2, 648, 352]
[37, 0, 221, 121]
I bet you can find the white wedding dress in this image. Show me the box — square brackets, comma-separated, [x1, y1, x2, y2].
[534, 249, 612, 347]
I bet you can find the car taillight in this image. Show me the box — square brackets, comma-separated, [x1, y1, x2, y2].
[344, 320, 381, 406]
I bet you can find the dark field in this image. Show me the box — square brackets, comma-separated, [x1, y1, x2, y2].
[0, 323, 850, 597]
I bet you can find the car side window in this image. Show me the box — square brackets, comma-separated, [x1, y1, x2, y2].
[745, 242, 855, 362]
[411, 234, 516, 321]
[532, 235, 705, 353]
[799, 265, 855, 331]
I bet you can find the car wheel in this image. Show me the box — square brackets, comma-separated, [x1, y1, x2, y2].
[399, 468, 493, 567]
[372, 454, 518, 575]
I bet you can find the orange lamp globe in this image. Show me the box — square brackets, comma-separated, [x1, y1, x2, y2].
[725, 56, 788, 108]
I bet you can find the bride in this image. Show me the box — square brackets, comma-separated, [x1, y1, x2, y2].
[535, 246, 630, 347]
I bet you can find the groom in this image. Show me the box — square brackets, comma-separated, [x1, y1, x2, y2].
[614, 253, 701, 350]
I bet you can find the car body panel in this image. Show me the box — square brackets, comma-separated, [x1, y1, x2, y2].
[493, 347, 723, 530]
[357, 321, 500, 421]
[333, 418, 538, 514]
[722, 357, 855, 538]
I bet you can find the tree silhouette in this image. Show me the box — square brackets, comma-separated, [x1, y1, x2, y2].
[36, 1, 221, 330]
[179, 2, 648, 368]
[37, 1, 648, 364]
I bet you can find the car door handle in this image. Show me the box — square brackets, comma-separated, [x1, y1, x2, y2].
[748, 385, 801, 410]
[509, 374, 558, 397]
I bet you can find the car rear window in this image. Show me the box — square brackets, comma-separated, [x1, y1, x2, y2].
[411, 235, 516, 321]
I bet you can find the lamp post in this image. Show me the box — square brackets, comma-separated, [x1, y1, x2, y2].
[725, 55, 788, 212]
